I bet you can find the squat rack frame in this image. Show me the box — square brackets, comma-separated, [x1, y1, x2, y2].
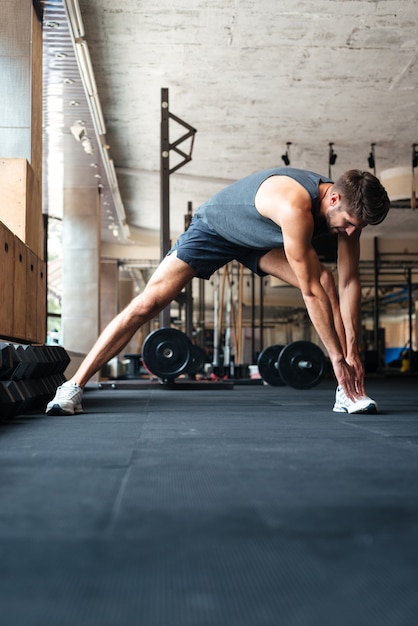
[160, 87, 197, 327]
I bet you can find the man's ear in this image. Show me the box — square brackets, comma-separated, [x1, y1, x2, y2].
[329, 191, 340, 206]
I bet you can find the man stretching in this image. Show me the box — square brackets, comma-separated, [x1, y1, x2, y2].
[46, 167, 390, 416]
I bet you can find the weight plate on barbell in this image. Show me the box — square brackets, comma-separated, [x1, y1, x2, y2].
[277, 341, 327, 389]
[257, 344, 286, 386]
[186, 344, 206, 376]
[142, 328, 192, 380]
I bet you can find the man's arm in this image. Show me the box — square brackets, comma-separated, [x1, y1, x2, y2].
[336, 230, 366, 394]
[279, 203, 359, 400]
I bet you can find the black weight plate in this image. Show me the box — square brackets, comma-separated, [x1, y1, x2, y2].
[257, 344, 286, 386]
[142, 328, 192, 379]
[278, 341, 327, 389]
[186, 344, 206, 375]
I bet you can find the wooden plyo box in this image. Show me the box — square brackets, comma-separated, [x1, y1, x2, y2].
[0, 158, 43, 259]
[0, 222, 15, 338]
[0, 221, 46, 343]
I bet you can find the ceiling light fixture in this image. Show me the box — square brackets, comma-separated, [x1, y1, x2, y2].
[70, 120, 86, 141]
[74, 41, 97, 96]
[81, 137, 93, 154]
[65, 13, 107, 136]
[70, 121, 94, 155]
[63, 0, 85, 40]
[108, 224, 119, 237]
[104, 158, 118, 191]
[367, 143, 376, 174]
[63, 0, 130, 240]
[281, 142, 292, 166]
[328, 142, 337, 177]
[89, 95, 106, 136]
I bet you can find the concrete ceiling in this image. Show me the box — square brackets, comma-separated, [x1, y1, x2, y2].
[42, 0, 418, 252]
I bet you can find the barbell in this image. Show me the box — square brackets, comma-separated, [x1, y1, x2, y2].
[257, 341, 327, 389]
[142, 328, 327, 389]
[142, 328, 192, 380]
[142, 328, 206, 381]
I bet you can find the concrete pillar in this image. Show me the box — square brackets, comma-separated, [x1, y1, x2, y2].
[0, 0, 43, 258]
[100, 259, 119, 332]
[62, 186, 100, 379]
[0, 0, 46, 343]
[0, 0, 34, 162]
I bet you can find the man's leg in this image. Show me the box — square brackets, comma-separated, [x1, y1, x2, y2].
[46, 254, 196, 415]
[74, 253, 197, 387]
[257, 248, 298, 285]
[258, 249, 347, 353]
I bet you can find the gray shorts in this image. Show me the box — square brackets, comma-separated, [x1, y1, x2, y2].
[167, 217, 273, 280]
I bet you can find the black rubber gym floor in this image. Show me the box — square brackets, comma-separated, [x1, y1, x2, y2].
[1, 377, 417, 626]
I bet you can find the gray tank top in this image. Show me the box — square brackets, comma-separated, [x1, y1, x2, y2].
[195, 167, 332, 249]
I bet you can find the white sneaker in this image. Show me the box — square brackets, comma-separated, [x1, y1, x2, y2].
[45, 381, 83, 416]
[333, 386, 377, 414]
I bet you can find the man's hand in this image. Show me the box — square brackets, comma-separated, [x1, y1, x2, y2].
[332, 357, 362, 402]
[346, 354, 366, 396]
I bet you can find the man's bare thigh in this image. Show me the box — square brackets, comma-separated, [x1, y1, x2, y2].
[258, 248, 300, 287]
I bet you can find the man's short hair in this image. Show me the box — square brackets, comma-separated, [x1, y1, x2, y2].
[334, 169, 390, 225]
